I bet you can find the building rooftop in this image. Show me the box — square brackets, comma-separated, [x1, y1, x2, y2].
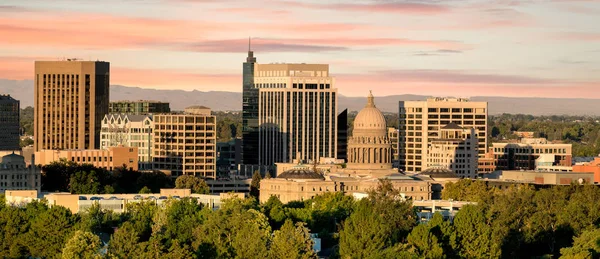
[420, 167, 459, 179]
[278, 166, 324, 180]
[441, 123, 463, 130]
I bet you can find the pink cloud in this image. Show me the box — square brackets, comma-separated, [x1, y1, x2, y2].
[280, 1, 449, 14]
[556, 32, 600, 41]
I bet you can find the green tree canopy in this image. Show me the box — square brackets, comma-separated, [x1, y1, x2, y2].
[175, 175, 209, 194]
[61, 230, 102, 259]
[269, 219, 316, 259]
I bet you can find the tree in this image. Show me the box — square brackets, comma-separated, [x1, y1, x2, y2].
[407, 222, 444, 259]
[339, 199, 389, 258]
[26, 206, 77, 258]
[453, 205, 501, 258]
[69, 170, 102, 194]
[250, 171, 262, 198]
[175, 175, 209, 194]
[61, 230, 102, 259]
[560, 228, 600, 258]
[269, 219, 316, 259]
[136, 171, 173, 193]
[194, 198, 271, 258]
[139, 186, 152, 194]
[108, 222, 141, 258]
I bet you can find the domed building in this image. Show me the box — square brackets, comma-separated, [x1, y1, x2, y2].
[347, 91, 393, 172]
[259, 92, 441, 204]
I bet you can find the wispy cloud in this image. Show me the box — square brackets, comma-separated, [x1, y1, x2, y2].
[280, 0, 450, 14]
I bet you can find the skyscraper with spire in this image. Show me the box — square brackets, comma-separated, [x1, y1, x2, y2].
[242, 38, 259, 166]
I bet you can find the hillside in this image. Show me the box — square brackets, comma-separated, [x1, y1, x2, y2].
[2, 79, 599, 116]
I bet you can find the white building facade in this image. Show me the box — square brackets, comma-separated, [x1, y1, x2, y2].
[426, 124, 479, 178]
[100, 114, 154, 170]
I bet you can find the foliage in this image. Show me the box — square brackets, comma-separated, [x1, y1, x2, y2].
[269, 219, 317, 259]
[250, 171, 262, 198]
[20, 106, 34, 135]
[139, 186, 152, 194]
[19, 137, 34, 147]
[560, 228, 600, 259]
[175, 175, 209, 194]
[42, 160, 172, 194]
[61, 230, 102, 259]
[3, 178, 600, 258]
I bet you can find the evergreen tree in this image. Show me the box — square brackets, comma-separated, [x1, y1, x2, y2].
[61, 230, 102, 259]
[250, 171, 262, 198]
[269, 219, 316, 259]
[175, 175, 210, 194]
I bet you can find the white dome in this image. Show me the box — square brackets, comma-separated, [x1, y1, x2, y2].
[353, 91, 387, 137]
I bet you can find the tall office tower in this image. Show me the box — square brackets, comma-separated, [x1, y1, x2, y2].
[34, 60, 110, 152]
[153, 106, 216, 178]
[255, 63, 338, 166]
[0, 95, 20, 150]
[100, 114, 154, 170]
[398, 98, 487, 173]
[242, 45, 259, 166]
[426, 123, 478, 178]
[337, 109, 348, 162]
[109, 100, 170, 115]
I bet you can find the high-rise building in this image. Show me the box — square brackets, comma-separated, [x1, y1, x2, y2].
[242, 45, 259, 166]
[254, 63, 338, 166]
[109, 100, 170, 115]
[398, 98, 488, 173]
[153, 106, 216, 178]
[426, 123, 478, 178]
[100, 114, 154, 170]
[34, 60, 110, 152]
[0, 95, 20, 150]
[337, 109, 348, 162]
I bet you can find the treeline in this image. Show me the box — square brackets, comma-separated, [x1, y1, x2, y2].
[41, 160, 210, 195]
[2, 179, 600, 258]
[489, 114, 600, 157]
[42, 160, 174, 194]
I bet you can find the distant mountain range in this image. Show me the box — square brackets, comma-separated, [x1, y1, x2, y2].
[2, 79, 599, 116]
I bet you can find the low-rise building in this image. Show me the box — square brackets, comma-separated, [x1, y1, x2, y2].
[34, 146, 139, 171]
[0, 153, 41, 192]
[216, 138, 242, 176]
[491, 138, 572, 171]
[388, 127, 399, 167]
[426, 123, 478, 178]
[573, 157, 600, 183]
[5, 189, 246, 213]
[100, 114, 154, 170]
[485, 170, 594, 185]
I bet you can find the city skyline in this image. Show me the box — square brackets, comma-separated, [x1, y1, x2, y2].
[0, 0, 599, 98]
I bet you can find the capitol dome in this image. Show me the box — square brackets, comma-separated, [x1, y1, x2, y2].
[346, 91, 393, 171]
[277, 166, 324, 180]
[353, 91, 387, 137]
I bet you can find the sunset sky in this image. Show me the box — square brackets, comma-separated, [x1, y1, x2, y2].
[1, 0, 599, 98]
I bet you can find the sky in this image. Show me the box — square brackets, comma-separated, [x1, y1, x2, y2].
[0, 0, 599, 98]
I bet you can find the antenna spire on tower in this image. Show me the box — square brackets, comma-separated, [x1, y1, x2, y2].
[248, 37, 251, 51]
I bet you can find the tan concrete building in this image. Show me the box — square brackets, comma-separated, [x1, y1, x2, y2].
[491, 138, 572, 170]
[34, 60, 110, 152]
[35, 146, 138, 171]
[426, 123, 478, 178]
[487, 170, 593, 185]
[153, 107, 216, 178]
[0, 153, 41, 192]
[0, 95, 20, 150]
[253, 63, 338, 166]
[5, 189, 241, 213]
[398, 98, 488, 173]
[101, 114, 154, 170]
[260, 93, 438, 204]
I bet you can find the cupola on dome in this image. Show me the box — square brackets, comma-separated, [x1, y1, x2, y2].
[353, 91, 387, 137]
